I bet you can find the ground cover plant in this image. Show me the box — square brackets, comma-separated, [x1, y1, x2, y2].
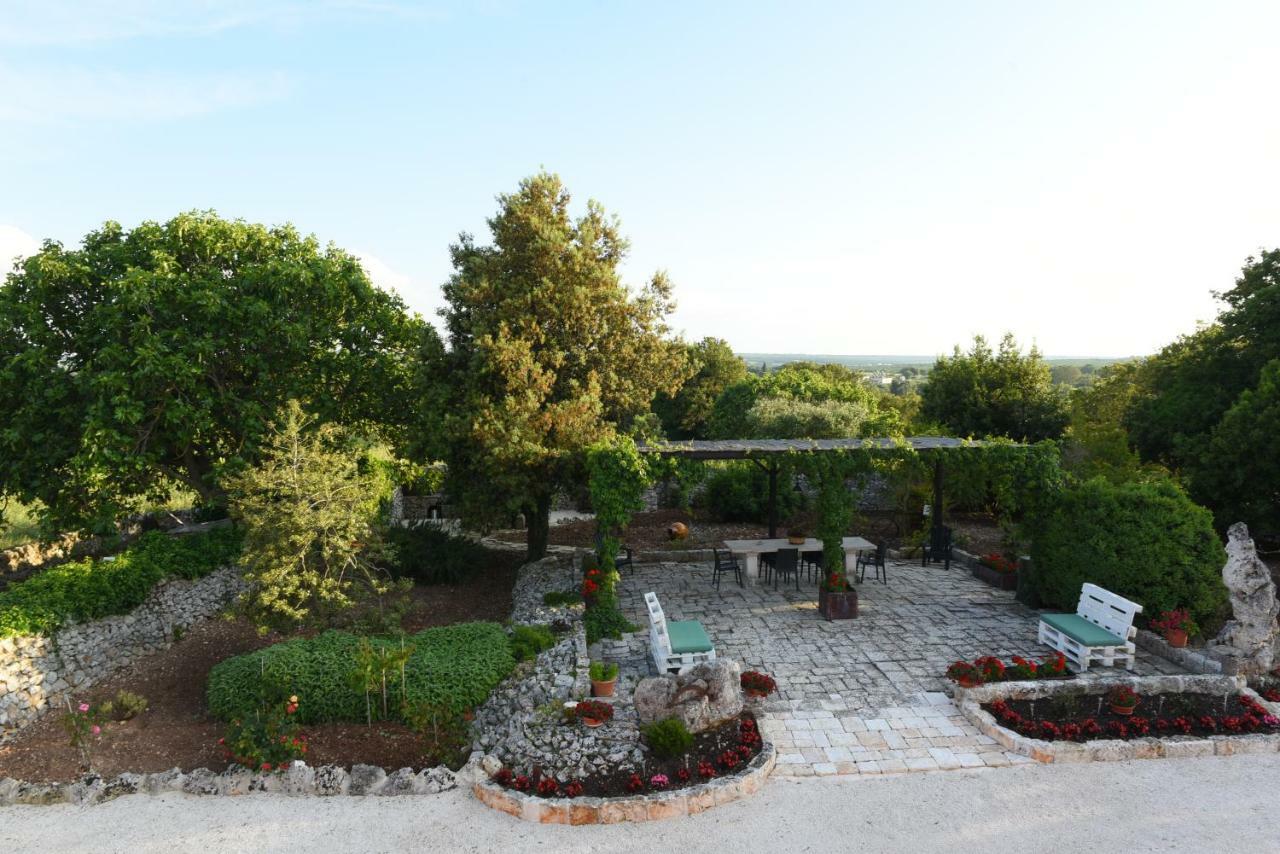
[206, 622, 514, 724]
[385, 525, 491, 585]
[0, 527, 242, 637]
[983, 692, 1279, 742]
[490, 713, 762, 798]
[945, 653, 1068, 686]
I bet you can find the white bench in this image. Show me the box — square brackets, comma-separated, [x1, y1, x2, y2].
[644, 592, 716, 675]
[1038, 583, 1143, 672]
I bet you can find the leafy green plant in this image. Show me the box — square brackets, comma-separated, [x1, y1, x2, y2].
[99, 690, 148, 722]
[219, 693, 307, 772]
[642, 718, 694, 759]
[207, 622, 514, 724]
[542, 590, 581, 608]
[384, 525, 489, 585]
[1030, 478, 1229, 632]
[509, 624, 556, 662]
[583, 603, 637, 645]
[0, 527, 242, 638]
[348, 637, 417, 726]
[694, 462, 805, 523]
[589, 661, 618, 682]
[61, 699, 106, 772]
[401, 700, 471, 768]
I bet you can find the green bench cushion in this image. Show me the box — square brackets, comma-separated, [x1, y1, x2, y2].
[668, 620, 714, 654]
[1041, 613, 1125, 647]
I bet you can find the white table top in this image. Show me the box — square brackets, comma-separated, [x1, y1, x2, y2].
[723, 536, 874, 553]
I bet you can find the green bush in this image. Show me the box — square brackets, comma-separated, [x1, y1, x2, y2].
[584, 601, 637, 645]
[695, 462, 806, 523]
[206, 622, 514, 723]
[542, 590, 581, 608]
[642, 717, 694, 759]
[509, 623, 556, 662]
[1030, 478, 1228, 631]
[0, 527, 243, 638]
[384, 525, 488, 584]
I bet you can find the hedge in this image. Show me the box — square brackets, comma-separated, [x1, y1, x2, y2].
[206, 622, 515, 723]
[1030, 478, 1228, 631]
[0, 527, 243, 638]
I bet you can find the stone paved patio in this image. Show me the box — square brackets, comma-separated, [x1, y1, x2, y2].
[595, 558, 1190, 777]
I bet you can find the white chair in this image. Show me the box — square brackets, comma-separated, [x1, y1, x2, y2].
[1038, 583, 1143, 672]
[644, 591, 716, 675]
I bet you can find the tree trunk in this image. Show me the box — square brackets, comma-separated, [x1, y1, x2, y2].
[526, 492, 552, 561]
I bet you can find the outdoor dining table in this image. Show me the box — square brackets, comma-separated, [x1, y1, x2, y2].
[722, 536, 875, 584]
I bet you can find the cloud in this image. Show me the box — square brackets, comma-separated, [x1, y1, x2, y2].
[353, 251, 413, 296]
[0, 64, 293, 123]
[0, 225, 40, 277]
[0, 1, 443, 45]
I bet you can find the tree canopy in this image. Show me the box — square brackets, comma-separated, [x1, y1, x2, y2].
[708, 361, 901, 439]
[0, 212, 424, 533]
[919, 333, 1068, 442]
[435, 171, 687, 558]
[652, 337, 747, 439]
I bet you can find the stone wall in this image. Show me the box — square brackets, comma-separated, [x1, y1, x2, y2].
[0, 565, 245, 740]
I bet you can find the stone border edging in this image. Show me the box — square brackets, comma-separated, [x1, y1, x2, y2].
[0, 761, 457, 807]
[472, 741, 776, 824]
[953, 674, 1280, 763]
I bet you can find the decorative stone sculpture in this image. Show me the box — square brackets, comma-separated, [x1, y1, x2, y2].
[633, 659, 743, 732]
[1213, 523, 1279, 672]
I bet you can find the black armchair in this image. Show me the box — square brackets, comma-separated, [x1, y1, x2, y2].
[921, 524, 953, 570]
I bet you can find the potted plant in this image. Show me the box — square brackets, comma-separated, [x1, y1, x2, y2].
[787, 527, 807, 546]
[818, 570, 858, 620]
[590, 661, 618, 697]
[741, 670, 778, 698]
[1149, 609, 1197, 648]
[575, 699, 614, 728]
[1107, 685, 1139, 716]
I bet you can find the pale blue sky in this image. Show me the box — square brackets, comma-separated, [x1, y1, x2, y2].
[2, 1, 1279, 357]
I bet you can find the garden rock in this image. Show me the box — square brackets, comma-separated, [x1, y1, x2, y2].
[313, 765, 349, 796]
[1213, 523, 1280, 672]
[414, 766, 456, 794]
[381, 767, 418, 796]
[182, 767, 220, 796]
[348, 763, 387, 796]
[633, 659, 743, 732]
[281, 761, 315, 795]
[144, 768, 185, 794]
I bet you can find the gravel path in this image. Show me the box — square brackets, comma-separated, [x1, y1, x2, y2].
[4, 754, 1277, 853]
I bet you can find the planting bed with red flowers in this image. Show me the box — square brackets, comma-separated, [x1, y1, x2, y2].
[488, 713, 763, 799]
[982, 692, 1280, 743]
[1248, 667, 1280, 704]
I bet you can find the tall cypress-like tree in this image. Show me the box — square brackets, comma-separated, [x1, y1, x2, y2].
[437, 172, 687, 558]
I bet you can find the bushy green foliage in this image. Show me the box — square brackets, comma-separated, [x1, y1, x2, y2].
[920, 333, 1068, 442]
[509, 623, 556, 662]
[745, 396, 873, 440]
[642, 717, 694, 759]
[100, 690, 148, 722]
[206, 622, 514, 723]
[384, 525, 488, 584]
[401, 700, 471, 768]
[542, 590, 581, 608]
[653, 337, 748, 439]
[583, 602, 637, 645]
[589, 660, 618, 682]
[0, 527, 242, 637]
[709, 362, 901, 439]
[1030, 479, 1228, 631]
[695, 461, 806, 523]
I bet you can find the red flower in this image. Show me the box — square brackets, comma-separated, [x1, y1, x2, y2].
[261, 762, 272, 771]
[563, 780, 584, 798]
[625, 773, 644, 793]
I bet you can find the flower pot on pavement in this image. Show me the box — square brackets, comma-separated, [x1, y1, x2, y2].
[818, 587, 858, 621]
[1164, 628, 1189, 648]
[592, 678, 617, 698]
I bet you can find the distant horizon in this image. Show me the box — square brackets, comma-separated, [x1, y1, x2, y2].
[736, 352, 1136, 365]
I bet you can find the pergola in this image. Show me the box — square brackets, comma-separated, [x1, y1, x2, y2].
[635, 436, 1013, 538]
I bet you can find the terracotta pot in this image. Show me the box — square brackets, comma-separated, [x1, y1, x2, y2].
[582, 718, 605, 728]
[746, 688, 769, 699]
[787, 535, 806, 545]
[591, 679, 617, 698]
[1110, 704, 1136, 716]
[957, 676, 983, 689]
[818, 587, 858, 621]
[1164, 628, 1188, 648]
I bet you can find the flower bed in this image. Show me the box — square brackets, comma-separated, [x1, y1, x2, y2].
[954, 674, 1280, 763]
[487, 713, 762, 800]
[971, 553, 1018, 590]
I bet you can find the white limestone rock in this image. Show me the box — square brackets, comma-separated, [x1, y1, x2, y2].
[1214, 523, 1279, 672]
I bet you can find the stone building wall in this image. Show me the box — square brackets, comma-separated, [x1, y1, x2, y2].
[0, 566, 245, 740]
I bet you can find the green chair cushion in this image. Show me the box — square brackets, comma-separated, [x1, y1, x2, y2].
[668, 620, 714, 654]
[1041, 613, 1125, 647]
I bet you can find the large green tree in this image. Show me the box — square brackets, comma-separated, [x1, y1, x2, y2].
[0, 212, 425, 532]
[919, 333, 1068, 442]
[652, 337, 747, 439]
[437, 172, 687, 559]
[708, 361, 901, 439]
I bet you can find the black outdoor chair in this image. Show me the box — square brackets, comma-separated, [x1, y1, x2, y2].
[592, 533, 635, 575]
[856, 542, 889, 584]
[801, 549, 824, 583]
[921, 524, 953, 571]
[763, 547, 801, 591]
[712, 548, 743, 589]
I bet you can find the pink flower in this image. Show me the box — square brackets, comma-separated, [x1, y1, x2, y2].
[91, 725, 101, 735]
[78, 703, 90, 713]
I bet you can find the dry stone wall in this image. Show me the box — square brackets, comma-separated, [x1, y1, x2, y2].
[0, 565, 245, 740]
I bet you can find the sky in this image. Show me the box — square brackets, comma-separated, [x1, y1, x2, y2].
[2, 1, 1279, 358]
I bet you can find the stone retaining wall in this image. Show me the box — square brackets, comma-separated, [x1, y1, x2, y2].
[0, 565, 245, 740]
[954, 674, 1280, 763]
[0, 761, 456, 806]
[472, 743, 775, 824]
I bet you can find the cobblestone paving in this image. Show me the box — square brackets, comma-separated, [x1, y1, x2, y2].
[595, 559, 1190, 777]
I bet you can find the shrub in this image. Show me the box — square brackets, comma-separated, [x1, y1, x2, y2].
[542, 590, 581, 608]
[1030, 478, 1229, 632]
[100, 690, 148, 722]
[509, 624, 556, 662]
[589, 661, 618, 682]
[207, 622, 514, 723]
[583, 602, 636, 645]
[220, 693, 307, 771]
[0, 527, 242, 638]
[642, 717, 694, 759]
[385, 525, 490, 585]
[695, 462, 805, 523]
